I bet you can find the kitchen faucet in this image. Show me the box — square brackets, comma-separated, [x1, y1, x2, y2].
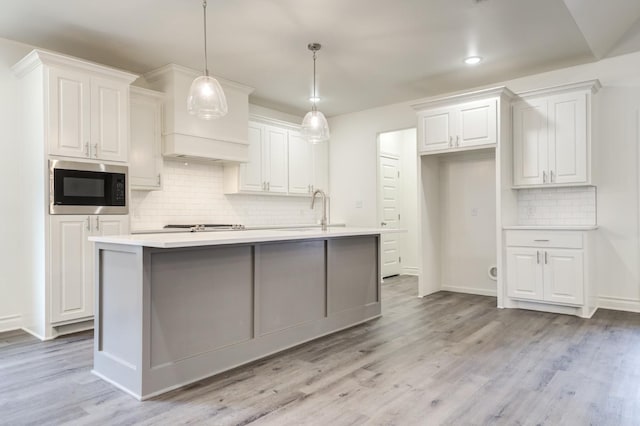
[310, 189, 328, 231]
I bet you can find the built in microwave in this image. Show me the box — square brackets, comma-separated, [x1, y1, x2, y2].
[49, 160, 128, 215]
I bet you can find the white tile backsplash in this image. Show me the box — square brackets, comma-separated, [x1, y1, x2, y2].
[517, 186, 597, 225]
[131, 159, 322, 230]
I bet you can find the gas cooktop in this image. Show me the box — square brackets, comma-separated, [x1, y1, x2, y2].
[164, 224, 245, 232]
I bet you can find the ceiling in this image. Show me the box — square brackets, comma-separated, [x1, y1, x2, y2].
[2, 0, 640, 117]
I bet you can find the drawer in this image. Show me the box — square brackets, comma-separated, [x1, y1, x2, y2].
[505, 230, 583, 249]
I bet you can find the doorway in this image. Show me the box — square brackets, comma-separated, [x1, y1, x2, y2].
[378, 128, 418, 279]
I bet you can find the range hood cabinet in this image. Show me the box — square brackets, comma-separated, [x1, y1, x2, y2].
[144, 64, 254, 163]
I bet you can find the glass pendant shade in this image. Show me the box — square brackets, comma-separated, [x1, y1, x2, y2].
[187, 0, 228, 120]
[187, 75, 228, 120]
[301, 109, 330, 144]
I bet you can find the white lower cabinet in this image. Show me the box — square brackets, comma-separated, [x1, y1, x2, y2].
[505, 229, 594, 317]
[50, 215, 128, 324]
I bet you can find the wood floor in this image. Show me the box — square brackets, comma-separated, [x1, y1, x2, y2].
[2, 275, 640, 425]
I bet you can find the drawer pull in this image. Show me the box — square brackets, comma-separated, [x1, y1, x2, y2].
[534, 239, 550, 242]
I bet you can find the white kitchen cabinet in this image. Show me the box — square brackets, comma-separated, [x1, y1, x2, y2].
[48, 67, 130, 162]
[504, 229, 595, 318]
[416, 98, 497, 154]
[14, 49, 136, 163]
[235, 123, 288, 193]
[225, 117, 329, 196]
[288, 131, 329, 195]
[50, 215, 128, 324]
[513, 80, 599, 187]
[130, 87, 164, 190]
[264, 126, 288, 193]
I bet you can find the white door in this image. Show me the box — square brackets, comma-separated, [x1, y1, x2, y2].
[264, 125, 288, 193]
[240, 123, 265, 192]
[547, 93, 587, 184]
[130, 91, 162, 189]
[379, 155, 401, 278]
[457, 99, 497, 148]
[419, 107, 454, 152]
[513, 99, 548, 186]
[50, 215, 93, 323]
[543, 249, 584, 305]
[91, 77, 128, 162]
[506, 248, 544, 301]
[288, 131, 312, 195]
[48, 67, 91, 159]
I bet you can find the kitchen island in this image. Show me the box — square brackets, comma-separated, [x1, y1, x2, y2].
[89, 227, 389, 400]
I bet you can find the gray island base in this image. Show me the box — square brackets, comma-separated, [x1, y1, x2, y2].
[90, 229, 383, 400]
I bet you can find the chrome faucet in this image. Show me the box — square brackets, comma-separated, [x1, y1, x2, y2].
[310, 189, 328, 231]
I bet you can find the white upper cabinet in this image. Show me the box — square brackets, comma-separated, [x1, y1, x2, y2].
[225, 117, 329, 196]
[420, 107, 455, 152]
[130, 87, 164, 190]
[513, 80, 600, 187]
[264, 125, 288, 194]
[288, 131, 312, 195]
[48, 67, 91, 159]
[90, 77, 129, 162]
[413, 88, 511, 155]
[13, 50, 137, 163]
[239, 123, 265, 192]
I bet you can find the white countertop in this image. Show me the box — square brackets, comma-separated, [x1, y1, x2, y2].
[503, 225, 599, 231]
[90, 227, 400, 249]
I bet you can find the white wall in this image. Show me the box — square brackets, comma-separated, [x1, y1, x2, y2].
[329, 50, 640, 312]
[440, 152, 497, 296]
[0, 38, 33, 331]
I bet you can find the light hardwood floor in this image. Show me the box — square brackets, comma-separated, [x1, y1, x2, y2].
[2, 275, 640, 425]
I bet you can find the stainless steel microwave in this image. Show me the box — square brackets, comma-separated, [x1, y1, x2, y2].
[49, 160, 128, 215]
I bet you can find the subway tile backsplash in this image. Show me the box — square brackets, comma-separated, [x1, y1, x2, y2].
[517, 186, 597, 226]
[130, 159, 322, 231]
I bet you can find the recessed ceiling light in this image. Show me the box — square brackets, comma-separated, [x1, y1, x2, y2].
[464, 56, 483, 65]
[309, 96, 320, 103]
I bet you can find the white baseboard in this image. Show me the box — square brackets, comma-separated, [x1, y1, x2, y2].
[0, 314, 22, 333]
[597, 296, 640, 313]
[400, 267, 419, 276]
[441, 285, 497, 297]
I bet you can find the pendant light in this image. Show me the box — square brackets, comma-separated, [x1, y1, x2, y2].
[187, 0, 228, 120]
[301, 43, 330, 143]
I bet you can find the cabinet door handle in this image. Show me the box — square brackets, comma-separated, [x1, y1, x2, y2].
[96, 216, 100, 231]
[456, 135, 460, 147]
[157, 174, 161, 186]
[267, 182, 270, 191]
[545, 251, 548, 264]
[537, 250, 540, 264]
[542, 170, 547, 183]
[85, 142, 90, 157]
[550, 170, 554, 182]
[86, 216, 91, 231]
[534, 239, 549, 242]
[449, 136, 453, 147]
[93, 144, 98, 158]
[311, 184, 314, 192]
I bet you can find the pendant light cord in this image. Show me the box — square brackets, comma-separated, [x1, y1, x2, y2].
[203, 0, 209, 76]
[312, 50, 317, 112]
